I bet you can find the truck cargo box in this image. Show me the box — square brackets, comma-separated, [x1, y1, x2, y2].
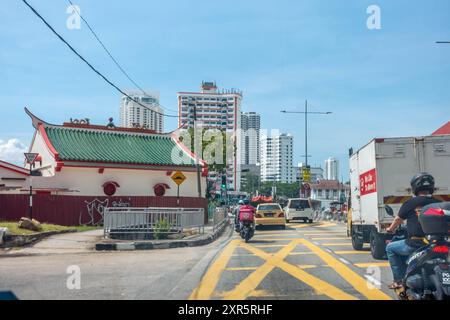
[349, 135, 450, 259]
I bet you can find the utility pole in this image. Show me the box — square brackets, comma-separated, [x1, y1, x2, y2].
[191, 97, 202, 198]
[305, 99, 308, 167]
[281, 101, 332, 198]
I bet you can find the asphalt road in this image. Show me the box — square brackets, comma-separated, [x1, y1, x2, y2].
[190, 221, 397, 300]
[0, 221, 397, 300]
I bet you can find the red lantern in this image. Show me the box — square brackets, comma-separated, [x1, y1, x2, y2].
[154, 183, 170, 197]
[102, 181, 120, 196]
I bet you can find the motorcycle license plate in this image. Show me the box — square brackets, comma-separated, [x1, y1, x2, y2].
[441, 272, 450, 286]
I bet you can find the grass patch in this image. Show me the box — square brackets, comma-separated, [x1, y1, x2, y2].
[0, 221, 100, 235]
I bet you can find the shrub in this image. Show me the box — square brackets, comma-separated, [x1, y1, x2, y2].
[153, 219, 171, 240]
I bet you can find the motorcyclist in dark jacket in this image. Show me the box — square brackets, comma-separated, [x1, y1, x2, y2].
[385, 173, 441, 289]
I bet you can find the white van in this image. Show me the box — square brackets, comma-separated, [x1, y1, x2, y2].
[284, 198, 320, 223]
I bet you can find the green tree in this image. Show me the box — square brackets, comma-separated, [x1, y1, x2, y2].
[259, 182, 300, 199]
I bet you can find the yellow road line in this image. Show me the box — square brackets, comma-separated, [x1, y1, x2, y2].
[321, 243, 352, 246]
[289, 224, 320, 228]
[252, 238, 301, 241]
[254, 233, 299, 236]
[299, 239, 391, 300]
[223, 241, 299, 300]
[334, 251, 371, 254]
[316, 223, 337, 228]
[301, 233, 346, 236]
[215, 290, 282, 298]
[226, 267, 258, 271]
[189, 239, 240, 300]
[301, 231, 346, 234]
[228, 242, 358, 300]
[312, 237, 350, 240]
[253, 244, 287, 248]
[354, 262, 390, 268]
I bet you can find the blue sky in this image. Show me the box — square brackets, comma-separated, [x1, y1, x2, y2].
[1, 0, 449, 178]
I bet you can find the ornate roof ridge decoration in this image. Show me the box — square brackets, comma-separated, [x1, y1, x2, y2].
[25, 107, 166, 137]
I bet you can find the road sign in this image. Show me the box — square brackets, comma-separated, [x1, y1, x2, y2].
[302, 167, 311, 182]
[171, 171, 186, 186]
[24, 152, 38, 164]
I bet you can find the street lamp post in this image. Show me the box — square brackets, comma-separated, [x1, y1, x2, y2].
[281, 100, 332, 197]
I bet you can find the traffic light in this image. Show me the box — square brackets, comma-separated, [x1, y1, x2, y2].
[221, 175, 227, 189]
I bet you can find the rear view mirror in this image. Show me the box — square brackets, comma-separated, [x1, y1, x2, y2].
[385, 205, 394, 216]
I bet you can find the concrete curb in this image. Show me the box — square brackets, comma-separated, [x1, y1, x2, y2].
[95, 220, 231, 251]
[0, 229, 77, 248]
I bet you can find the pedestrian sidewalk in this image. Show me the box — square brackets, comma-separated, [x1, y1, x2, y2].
[0, 229, 103, 256]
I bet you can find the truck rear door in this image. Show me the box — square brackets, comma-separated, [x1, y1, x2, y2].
[423, 136, 450, 200]
[375, 137, 418, 225]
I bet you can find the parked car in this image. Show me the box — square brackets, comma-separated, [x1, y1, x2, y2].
[255, 203, 286, 229]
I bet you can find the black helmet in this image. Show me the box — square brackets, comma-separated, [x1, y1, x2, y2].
[410, 173, 435, 195]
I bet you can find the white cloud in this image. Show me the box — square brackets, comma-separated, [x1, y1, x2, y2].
[0, 139, 27, 166]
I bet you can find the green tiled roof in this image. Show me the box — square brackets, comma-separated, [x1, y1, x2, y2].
[45, 127, 195, 166]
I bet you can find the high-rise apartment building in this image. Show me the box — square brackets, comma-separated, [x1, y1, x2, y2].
[241, 112, 260, 165]
[119, 91, 164, 133]
[324, 157, 339, 181]
[260, 133, 295, 183]
[177, 82, 242, 191]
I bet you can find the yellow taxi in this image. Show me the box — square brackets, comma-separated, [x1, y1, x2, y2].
[255, 203, 286, 229]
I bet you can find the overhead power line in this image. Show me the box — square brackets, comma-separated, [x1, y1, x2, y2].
[21, 0, 178, 118]
[66, 0, 178, 114]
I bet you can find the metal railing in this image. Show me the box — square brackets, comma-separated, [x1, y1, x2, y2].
[103, 207, 205, 237]
[212, 206, 229, 232]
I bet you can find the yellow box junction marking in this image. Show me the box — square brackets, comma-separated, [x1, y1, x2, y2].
[189, 239, 239, 300]
[354, 262, 390, 268]
[191, 236, 391, 300]
[321, 243, 352, 246]
[222, 241, 300, 300]
[299, 239, 391, 300]
[253, 244, 287, 248]
[224, 241, 357, 300]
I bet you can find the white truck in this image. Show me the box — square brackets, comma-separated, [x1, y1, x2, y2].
[349, 135, 450, 259]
